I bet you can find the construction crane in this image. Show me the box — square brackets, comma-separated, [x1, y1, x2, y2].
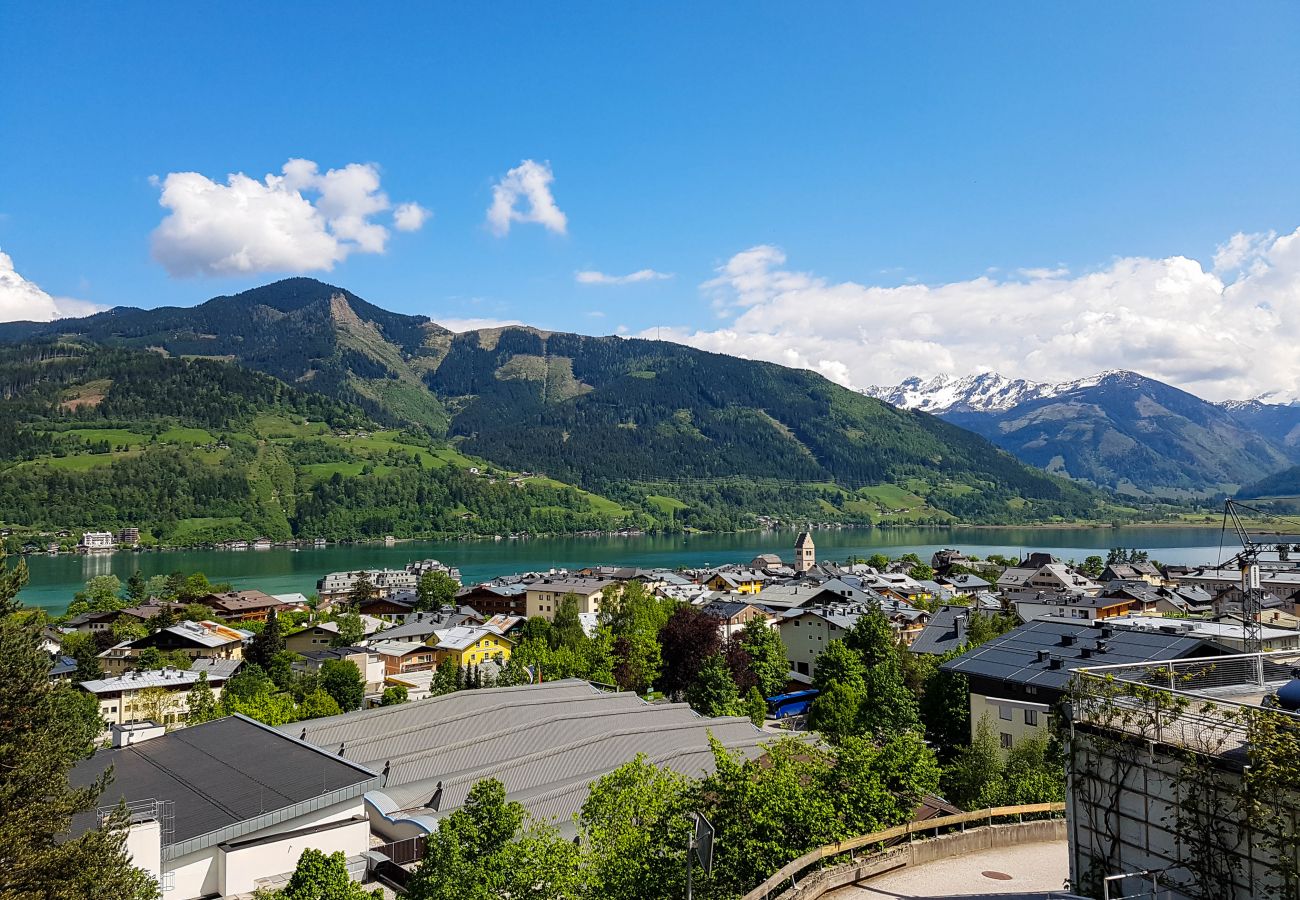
[1221, 499, 1265, 660]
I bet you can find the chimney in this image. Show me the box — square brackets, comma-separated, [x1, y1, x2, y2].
[1048, 656, 1063, 670]
[1060, 634, 1076, 647]
[956, 614, 968, 645]
[1036, 650, 1049, 663]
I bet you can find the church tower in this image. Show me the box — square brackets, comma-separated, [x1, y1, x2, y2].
[794, 530, 815, 574]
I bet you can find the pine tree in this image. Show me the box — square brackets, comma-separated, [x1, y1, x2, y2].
[249, 608, 286, 669]
[186, 671, 219, 725]
[0, 560, 160, 899]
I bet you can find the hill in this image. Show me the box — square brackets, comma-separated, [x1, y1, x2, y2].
[869, 370, 1293, 497]
[0, 279, 1119, 531]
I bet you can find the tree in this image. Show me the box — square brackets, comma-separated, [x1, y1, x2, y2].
[739, 619, 788, 698]
[686, 653, 742, 717]
[380, 685, 408, 706]
[415, 569, 459, 612]
[125, 569, 148, 603]
[186, 671, 219, 725]
[865, 553, 891, 571]
[133, 686, 184, 727]
[942, 715, 1005, 809]
[0, 557, 28, 618]
[812, 640, 866, 693]
[320, 659, 365, 712]
[919, 658, 971, 762]
[832, 732, 940, 835]
[61, 629, 104, 681]
[0, 574, 161, 899]
[64, 574, 125, 619]
[657, 605, 721, 698]
[580, 756, 694, 900]
[744, 685, 767, 726]
[908, 563, 936, 581]
[269, 847, 380, 900]
[349, 573, 376, 608]
[549, 593, 586, 651]
[249, 608, 286, 670]
[329, 610, 364, 648]
[1081, 555, 1105, 578]
[842, 606, 897, 667]
[808, 681, 865, 742]
[721, 635, 759, 693]
[298, 688, 343, 720]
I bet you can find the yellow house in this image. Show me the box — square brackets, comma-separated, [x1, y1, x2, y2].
[705, 570, 765, 594]
[430, 626, 513, 667]
[524, 578, 614, 620]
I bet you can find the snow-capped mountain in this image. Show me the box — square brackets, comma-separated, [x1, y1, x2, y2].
[863, 370, 1134, 414]
[865, 369, 1298, 496]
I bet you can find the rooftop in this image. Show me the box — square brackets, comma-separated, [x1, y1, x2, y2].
[69, 715, 379, 857]
[79, 658, 242, 693]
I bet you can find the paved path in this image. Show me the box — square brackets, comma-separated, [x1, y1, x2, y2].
[828, 839, 1073, 900]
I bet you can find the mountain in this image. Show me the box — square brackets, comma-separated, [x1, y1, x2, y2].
[1216, 398, 1300, 464]
[868, 370, 1292, 497]
[0, 278, 1112, 531]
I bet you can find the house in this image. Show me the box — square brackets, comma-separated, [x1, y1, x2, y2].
[777, 601, 926, 677]
[69, 715, 381, 899]
[700, 600, 775, 638]
[1174, 566, 1300, 598]
[64, 608, 119, 634]
[284, 615, 385, 654]
[1101, 560, 1164, 585]
[1010, 591, 1142, 623]
[457, 582, 529, 617]
[286, 680, 791, 840]
[930, 549, 971, 573]
[523, 578, 614, 620]
[79, 531, 115, 551]
[198, 589, 295, 622]
[940, 618, 1220, 751]
[908, 605, 978, 657]
[78, 659, 242, 727]
[356, 590, 419, 620]
[294, 646, 386, 690]
[1108, 614, 1300, 652]
[704, 569, 767, 594]
[98, 620, 252, 674]
[430, 626, 513, 667]
[994, 552, 1061, 591]
[1211, 585, 1297, 620]
[372, 640, 438, 676]
[941, 573, 992, 595]
[373, 608, 483, 644]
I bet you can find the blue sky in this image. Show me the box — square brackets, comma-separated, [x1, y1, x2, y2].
[2, 2, 1299, 398]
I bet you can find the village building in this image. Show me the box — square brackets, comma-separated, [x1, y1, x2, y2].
[78, 659, 242, 727]
[523, 577, 614, 620]
[198, 589, 298, 623]
[98, 620, 252, 675]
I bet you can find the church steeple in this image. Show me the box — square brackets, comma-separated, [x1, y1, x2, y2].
[794, 530, 815, 574]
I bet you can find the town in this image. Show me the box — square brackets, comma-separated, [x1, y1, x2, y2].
[11, 526, 1300, 898]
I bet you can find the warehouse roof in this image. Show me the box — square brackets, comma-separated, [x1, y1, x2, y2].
[284, 680, 784, 836]
[70, 715, 379, 857]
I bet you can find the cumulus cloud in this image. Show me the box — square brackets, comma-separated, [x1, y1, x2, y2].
[150, 158, 429, 277]
[0, 250, 102, 322]
[394, 202, 432, 232]
[575, 268, 672, 285]
[436, 316, 527, 332]
[486, 160, 567, 236]
[649, 228, 1300, 402]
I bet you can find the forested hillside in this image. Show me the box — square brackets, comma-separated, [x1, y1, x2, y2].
[0, 279, 1125, 532]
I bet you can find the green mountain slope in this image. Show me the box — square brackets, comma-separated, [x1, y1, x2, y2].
[0, 279, 1118, 528]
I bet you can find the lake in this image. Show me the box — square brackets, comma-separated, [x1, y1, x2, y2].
[15, 525, 1246, 614]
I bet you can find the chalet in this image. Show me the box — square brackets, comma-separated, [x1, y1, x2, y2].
[283, 615, 385, 654]
[293, 646, 386, 689]
[930, 549, 971, 573]
[372, 640, 437, 676]
[356, 590, 419, 620]
[994, 552, 1061, 591]
[704, 569, 767, 594]
[198, 589, 295, 622]
[941, 573, 992, 595]
[700, 600, 775, 637]
[778, 601, 927, 677]
[457, 582, 529, 617]
[98, 620, 252, 674]
[1010, 591, 1138, 623]
[1101, 560, 1164, 585]
[374, 607, 483, 644]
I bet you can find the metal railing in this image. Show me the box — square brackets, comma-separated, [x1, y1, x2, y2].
[1071, 651, 1300, 756]
[740, 802, 1066, 900]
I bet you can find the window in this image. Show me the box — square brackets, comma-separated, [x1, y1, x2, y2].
[796, 661, 810, 675]
[1024, 709, 1039, 726]
[999, 705, 1012, 721]
[1000, 732, 1013, 750]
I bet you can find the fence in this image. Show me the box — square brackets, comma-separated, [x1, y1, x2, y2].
[741, 802, 1066, 900]
[374, 834, 427, 866]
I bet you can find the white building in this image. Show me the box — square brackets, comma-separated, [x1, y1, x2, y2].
[79, 531, 115, 551]
[78, 659, 240, 727]
[70, 715, 381, 899]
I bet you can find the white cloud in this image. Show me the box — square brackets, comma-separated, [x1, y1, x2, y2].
[575, 268, 673, 285]
[0, 250, 102, 322]
[1213, 230, 1275, 274]
[486, 160, 567, 236]
[150, 158, 428, 277]
[649, 228, 1300, 402]
[394, 202, 432, 232]
[436, 316, 527, 332]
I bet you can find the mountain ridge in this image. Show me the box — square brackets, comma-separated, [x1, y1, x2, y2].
[0, 278, 1113, 527]
[867, 369, 1298, 496]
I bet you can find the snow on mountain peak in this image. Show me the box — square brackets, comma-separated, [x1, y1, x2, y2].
[863, 369, 1146, 413]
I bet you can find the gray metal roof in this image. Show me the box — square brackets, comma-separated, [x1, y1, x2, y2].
[70, 715, 379, 856]
[940, 618, 1220, 694]
[284, 680, 780, 833]
[908, 605, 971, 656]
